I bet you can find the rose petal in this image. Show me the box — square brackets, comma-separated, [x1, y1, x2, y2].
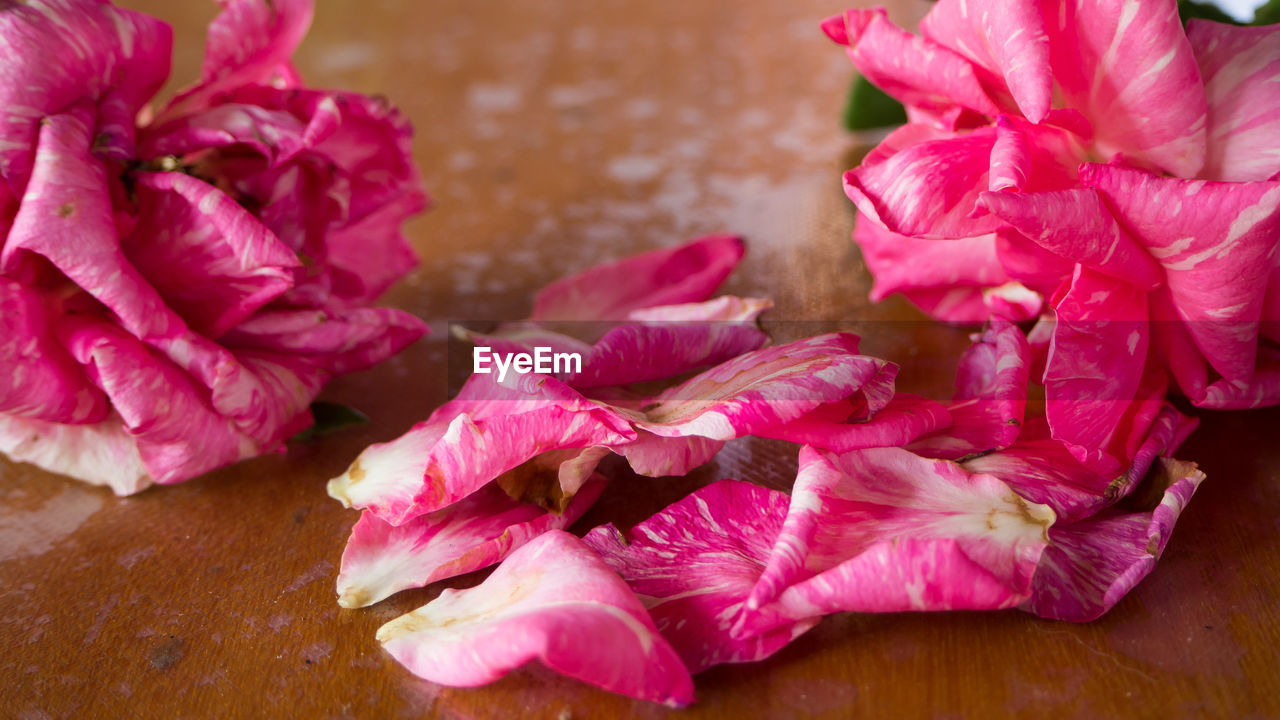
[1187, 20, 1280, 182]
[328, 373, 634, 525]
[124, 172, 301, 338]
[981, 187, 1164, 290]
[377, 530, 696, 707]
[336, 476, 608, 608]
[910, 317, 1029, 459]
[758, 393, 951, 452]
[1044, 0, 1207, 176]
[738, 447, 1053, 638]
[0, 279, 108, 424]
[845, 126, 1003, 240]
[160, 0, 314, 119]
[584, 480, 816, 674]
[1083, 163, 1280, 384]
[1042, 266, 1150, 472]
[0, 412, 151, 496]
[220, 306, 427, 374]
[610, 431, 725, 478]
[623, 333, 896, 441]
[1021, 457, 1205, 622]
[919, 0, 1052, 122]
[530, 235, 744, 321]
[822, 9, 1002, 118]
[626, 296, 772, 323]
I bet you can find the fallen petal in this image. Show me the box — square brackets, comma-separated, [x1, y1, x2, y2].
[377, 530, 696, 707]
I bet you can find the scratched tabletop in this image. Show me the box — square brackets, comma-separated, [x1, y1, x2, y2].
[2, 1, 1278, 718]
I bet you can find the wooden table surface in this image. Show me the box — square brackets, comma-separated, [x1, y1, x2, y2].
[3, 1, 1278, 718]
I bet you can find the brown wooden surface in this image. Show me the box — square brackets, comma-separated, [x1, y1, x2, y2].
[3, 1, 1279, 718]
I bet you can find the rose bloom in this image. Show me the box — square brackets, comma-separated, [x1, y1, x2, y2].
[826, 1, 1280, 421]
[0, 0, 427, 495]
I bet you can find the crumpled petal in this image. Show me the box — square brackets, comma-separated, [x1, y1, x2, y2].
[626, 296, 772, 322]
[377, 530, 696, 708]
[822, 9, 1002, 119]
[1021, 456, 1205, 622]
[965, 403, 1196, 524]
[220, 306, 427, 375]
[584, 480, 816, 674]
[0, 0, 171, 190]
[1083, 163, 1280, 385]
[737, 446, 1054, 639]
[1043, 0, 1207, 177]
[328, 372, 635, 525]
[757, 393, 950, 452]
[336, 476, 608, 608]
[1043, 266, 1150, 472]
[160, 0, 314, 120]
[531, 235, 744, 321]
[919, 0, 1052, 122]
[910, 317, 1029, 459]
[615, 333, 896, 442]
[0, 279, 108, 424]
[123, 171, 301, 338]
[980, 187, 1163, 289]
[1187, 20, 1280, 183]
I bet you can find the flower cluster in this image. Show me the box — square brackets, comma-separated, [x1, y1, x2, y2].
[332, 237, 1203, 706]
[0, 0, 427, 494]
[825, 1, 1280, 427]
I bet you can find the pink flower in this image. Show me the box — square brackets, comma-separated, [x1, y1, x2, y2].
[0, 0, 426, 495]
[826, 3, 1280, 414]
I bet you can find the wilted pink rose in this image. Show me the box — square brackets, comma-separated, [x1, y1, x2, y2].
[826, 2, 1280, 416]
[0, 0, 427, 495]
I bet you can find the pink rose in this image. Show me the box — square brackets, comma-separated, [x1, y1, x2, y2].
[826, 2, 1280, 419]
[0, 0, 427, 495]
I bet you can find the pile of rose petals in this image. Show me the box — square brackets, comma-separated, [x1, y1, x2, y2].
[332, 236, 1205, 707]
[0, 0, 426, 495]
[826, 1, 1280, 415]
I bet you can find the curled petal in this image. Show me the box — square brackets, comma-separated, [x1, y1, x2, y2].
[610, 431, 725, 478]
[160, 0, 315, 119]
[1021, 457, 1205, 622]
[845, 126, 1002, 240]
[124, 172, 301, 338]
[377, 530, 696, 707]
[1045, 0, 1207, 176]
[531, 235, 744, 321]
[980, 187, 1163, 289]
[738, 447, 1053, 638]
[623, 333, 896, 442]
[1187, 20, 1280, 182]
[220, 306, 427, 374]
[328, 373, 634, 525]
[584, 481, 815, 674]
[1044, 266, 1149, 471]
[758, 393, 951, 453]
[336, 476, 608, 608]
[0, 280, 108, 424]
[0, 0, 171, 190]
[822, 9, 1001, 118]
[0, 412, 151, 496]
[1084, 163, 1280, 384]
[920, 0, 1052, 122]
[910, 317, 1029, 459]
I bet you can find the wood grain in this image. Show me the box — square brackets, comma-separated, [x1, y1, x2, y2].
[2, 1, 1277, 718]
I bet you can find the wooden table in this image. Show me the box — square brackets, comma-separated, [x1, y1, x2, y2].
[3, 1, 1278, 717]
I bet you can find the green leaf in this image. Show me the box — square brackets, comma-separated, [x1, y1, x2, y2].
[290, 402, 370, 442]
[1177, 0, 1240, 24]
[1253, 0, 1280, 24]
[842, 73, 907, 131]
